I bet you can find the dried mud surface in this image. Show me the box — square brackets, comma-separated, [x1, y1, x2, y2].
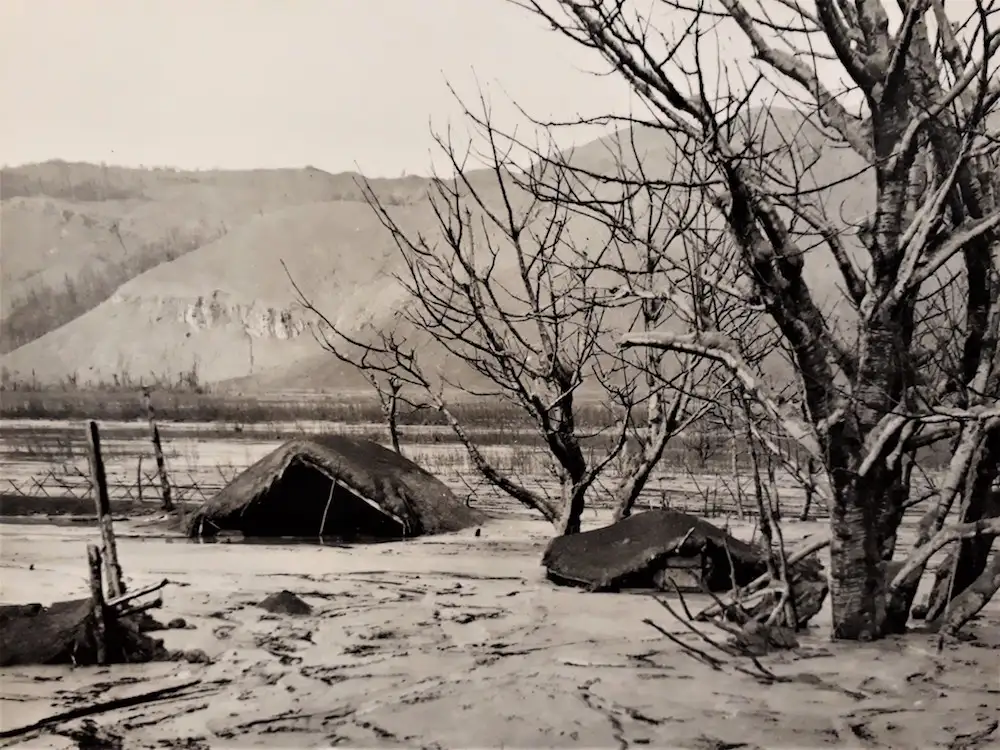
[1, 512, 998, 749]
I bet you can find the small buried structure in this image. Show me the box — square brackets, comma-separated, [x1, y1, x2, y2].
[544, 509, 770, 593]
[544, 509, 828, 630]
[1, 421, 172, 668]
[0, 599, 168, 668]
[185, 434, 485, 540]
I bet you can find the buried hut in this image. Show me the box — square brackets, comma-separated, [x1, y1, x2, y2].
[543, 509, 828, 628]
[185, 434, 485, 540]
[543, 509, 770, 593]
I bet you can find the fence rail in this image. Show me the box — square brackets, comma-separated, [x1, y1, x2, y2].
[3, 468, 223, 504]
[2, 462, 833, 521]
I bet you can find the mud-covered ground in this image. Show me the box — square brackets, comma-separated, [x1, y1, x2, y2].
[1, 511, 998, 749]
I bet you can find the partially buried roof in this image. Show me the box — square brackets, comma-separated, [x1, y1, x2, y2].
[185, 434, 485, 540]
[543, 509, 769, 592]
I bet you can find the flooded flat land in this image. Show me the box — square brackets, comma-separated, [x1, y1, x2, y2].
[1, 419, 995, 748]
[2, 511, 998, 749]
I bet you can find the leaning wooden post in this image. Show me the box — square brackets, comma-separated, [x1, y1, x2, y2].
[86, 544, 108, 666]
[87, 420, 126, 598]
[136, 455, 144, 504]
[319, 479, 337, 539]
[142, 387, 174, 512]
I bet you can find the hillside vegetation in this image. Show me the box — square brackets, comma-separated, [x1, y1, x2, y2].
[0, 162, 430, 353]
[1, 111, 875, 392]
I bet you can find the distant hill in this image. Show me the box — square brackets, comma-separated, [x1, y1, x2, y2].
[0, 161, 430, 353]
[1, 110, 876, 393]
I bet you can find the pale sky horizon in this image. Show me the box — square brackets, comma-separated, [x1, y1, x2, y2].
[1, 1, 890, 178]
[1, 0, 647, 177]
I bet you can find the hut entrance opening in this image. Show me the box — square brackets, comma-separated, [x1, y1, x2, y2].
[235, 458, 407, 541]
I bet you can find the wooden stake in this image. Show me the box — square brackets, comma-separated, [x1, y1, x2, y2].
[86, 544, 107, 666]
[142, 387, 174, 513]
[136, 455, 143, 504]
[319, 479, 337, 537]
[87, 420, 126, 598]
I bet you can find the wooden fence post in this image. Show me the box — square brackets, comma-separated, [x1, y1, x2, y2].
[86, 420, 126, 598]
[142, 387, 175, 513]
[136, 456, 143, 504]
[86, 544, 108, 665]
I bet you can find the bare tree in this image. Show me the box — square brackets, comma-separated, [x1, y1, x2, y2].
[509, 0, 1000, 640]
[292, 88, 745, 536]
[289, 304, 545, 504]
[291, 124, 619, 534]
[505, 125, 744, 521]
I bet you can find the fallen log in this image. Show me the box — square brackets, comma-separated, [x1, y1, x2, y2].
[731, 577, 829, 630]
[0, 546, 168, 667]
[0, 679, 203, 741]
[108, 579, 169, 611]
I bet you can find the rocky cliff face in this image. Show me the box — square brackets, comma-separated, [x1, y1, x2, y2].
[108, 289, 310, 340]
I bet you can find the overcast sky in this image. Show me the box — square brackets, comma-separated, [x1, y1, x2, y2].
[1, 0, 883, 177]
[1, 0, 632, 175]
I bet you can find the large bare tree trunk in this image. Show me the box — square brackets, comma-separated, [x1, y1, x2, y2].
[828, 473, 892, 640]
[881, 463, 917, 634]
[828, 318, 911, 640]
[555, 486, 587, 536]
[555, 457, 589, 535]
[551, 409, 592, 536]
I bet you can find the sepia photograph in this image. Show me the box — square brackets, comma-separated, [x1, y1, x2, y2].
[1, 0, 998, 747]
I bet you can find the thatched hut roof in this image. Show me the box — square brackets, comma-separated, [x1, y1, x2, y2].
[543, 509, 769, 592]
[185, 434, 485, 540]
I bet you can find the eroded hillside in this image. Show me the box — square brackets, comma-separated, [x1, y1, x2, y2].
[1, 112, 877, 392]
[0, 161, 429, 353]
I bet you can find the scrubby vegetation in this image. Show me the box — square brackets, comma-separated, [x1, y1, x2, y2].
[0, 161, 168, 202]
[0, 161, 436, 355]
[0, 378, 604, 428]
[0, 227, 224, 353]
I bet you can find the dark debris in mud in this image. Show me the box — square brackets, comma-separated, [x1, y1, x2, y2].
[258, 590, 313, 616]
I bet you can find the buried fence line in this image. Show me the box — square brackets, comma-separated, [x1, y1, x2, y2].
[4, 470, 221, 504]
[6, 459, 926, 523]
[6, 468, 822, 518]
[6, 468, 928, 524]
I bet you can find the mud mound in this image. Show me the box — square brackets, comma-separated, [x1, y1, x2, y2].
[258, 591, 312, 616]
